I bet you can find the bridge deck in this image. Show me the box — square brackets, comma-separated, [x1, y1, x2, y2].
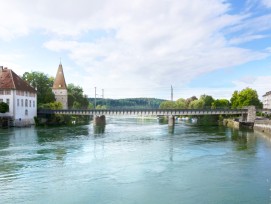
[38, 108, 247, 116]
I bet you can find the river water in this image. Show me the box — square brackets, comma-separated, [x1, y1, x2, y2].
[1, 117, 271, 204]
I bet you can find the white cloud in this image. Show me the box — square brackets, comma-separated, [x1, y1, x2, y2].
[1, 0, 271, 99]
[232, 76, 271, 99]
[262, 0, 271, 8]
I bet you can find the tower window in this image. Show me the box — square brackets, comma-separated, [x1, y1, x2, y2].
[59, 85, 62, 88]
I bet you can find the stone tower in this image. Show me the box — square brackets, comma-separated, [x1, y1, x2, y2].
[52, 63, 68, 109]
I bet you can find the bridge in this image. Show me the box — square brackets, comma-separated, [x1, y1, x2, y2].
[38, 108, 247, 117]
[38, 106, 256, 128]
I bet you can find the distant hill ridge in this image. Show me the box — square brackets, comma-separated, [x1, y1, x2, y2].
[88, 98, 166, 109]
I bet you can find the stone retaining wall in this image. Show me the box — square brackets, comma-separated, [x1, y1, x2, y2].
[223, 119, 239, 129]
[254, 120, 271, 134]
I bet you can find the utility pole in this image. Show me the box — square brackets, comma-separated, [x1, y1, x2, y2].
[171, 85, 173, 101]
[94, 87, 96, 109]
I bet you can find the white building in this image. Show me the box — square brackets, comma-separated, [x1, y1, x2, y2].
[0, 66, 37, 126]
[263, 91, 271, 109]
[52, 63, 68, 109]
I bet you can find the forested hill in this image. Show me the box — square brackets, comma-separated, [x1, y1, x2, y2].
[88, 98, 166, 109]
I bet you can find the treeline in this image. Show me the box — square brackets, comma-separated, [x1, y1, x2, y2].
[88, 98, 165, 109]
[159, 87, 262, 109]
[22, 71, 91, 109]
[22, 71, 92, 126]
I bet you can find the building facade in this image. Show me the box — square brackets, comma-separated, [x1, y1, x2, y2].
[263, 91, 271, 109]
[0, 66, 37, 126]
[52, 63, 68, 109]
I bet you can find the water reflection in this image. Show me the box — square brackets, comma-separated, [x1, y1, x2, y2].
[94, 125, 106, 134]
[230, 128, 256, 151]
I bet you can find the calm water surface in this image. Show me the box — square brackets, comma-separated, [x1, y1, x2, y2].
[1, 117, 271, 204]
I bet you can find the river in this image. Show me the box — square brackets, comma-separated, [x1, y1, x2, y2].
[1, 117, 271, 204]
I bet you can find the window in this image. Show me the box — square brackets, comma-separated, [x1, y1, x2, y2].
[21, 99, 23, 107]
[25, 109, 28, 116]
[5, 90, 11, 95]
[33, 101, 35, 108]
[25, 99, 28, 107]
[6, 99, 10, 105]
[0, 90, 3, 95]
[29, 100, 31, 107]
[17, 99, 19, 106]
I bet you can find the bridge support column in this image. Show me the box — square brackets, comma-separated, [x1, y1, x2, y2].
[247, 106, 256, 123]
[168, 115, 175, 134]
[94, 115, 106, 126]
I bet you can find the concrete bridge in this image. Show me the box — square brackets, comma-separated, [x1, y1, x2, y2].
[38, 106, 256, 128]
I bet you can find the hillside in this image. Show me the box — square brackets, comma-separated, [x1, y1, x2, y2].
[88, 98, 166, 109]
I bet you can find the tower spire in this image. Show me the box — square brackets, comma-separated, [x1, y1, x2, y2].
[52, 62, 68, 109]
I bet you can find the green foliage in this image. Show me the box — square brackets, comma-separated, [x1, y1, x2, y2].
[0, 102, 9, 113]
[230, 88, 261, 108]
[212, 99, 230, 109]
[22, 71, 55, 105]
[39, 102, 63, 110]
[175, 98, 186, 109]
[96, 105, 107, 110]
[200, 94, 214, 108]
[68, 84, 90, 109]
[185, 96, 197, 108]
[88, 103, 94, 109]
[159, 101, 176, 109]
[189, 98, 204, 109]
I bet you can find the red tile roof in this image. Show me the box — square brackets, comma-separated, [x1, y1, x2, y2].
[0, 67, 36, 93]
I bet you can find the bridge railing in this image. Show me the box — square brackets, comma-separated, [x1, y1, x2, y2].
[37, 108, 248, 115]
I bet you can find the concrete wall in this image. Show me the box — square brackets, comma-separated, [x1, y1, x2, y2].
[254, 120, 271, 134]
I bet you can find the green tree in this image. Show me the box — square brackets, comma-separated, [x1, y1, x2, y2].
[230, 88, 261, 108]
[0, 102, 9, 113]
[200, 94, 214, 108]
[211, 99, 230, 109]
[230, 91, 239, 108]
[185, 96, 197, 108]
[39, 101, 63, 110]
[159, 101, 176, 109]
[189, 99, 204, 109]
[175, 98, 186, 109]
[22, 71, 55, 106]
[68, 84, 90, 109]
[96, 105, 107, 110]
[88, 103, 94, 109]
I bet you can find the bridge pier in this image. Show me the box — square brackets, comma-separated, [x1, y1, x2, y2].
[241, 106, 256, 123]
[168, 115, 175, 134]
[94, 115, 106, 126]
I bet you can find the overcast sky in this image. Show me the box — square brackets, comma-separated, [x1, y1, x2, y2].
[0, 0, 271, 100]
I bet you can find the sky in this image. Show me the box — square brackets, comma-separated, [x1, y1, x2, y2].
[0, 0, 271, 100]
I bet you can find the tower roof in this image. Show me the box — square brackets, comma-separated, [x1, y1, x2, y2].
[53, 63, 67, 89]
[0, 67, 36, 92]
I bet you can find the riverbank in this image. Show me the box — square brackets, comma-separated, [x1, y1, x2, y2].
[223, 118, 271, 134]
[254, 120, 271, 134]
